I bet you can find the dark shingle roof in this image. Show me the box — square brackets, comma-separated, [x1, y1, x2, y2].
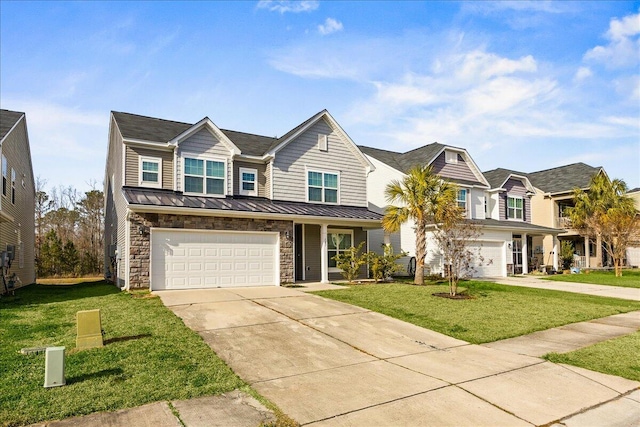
[0, 109, 25, 141]
[220, 129, 276, 156]
[359, 143, 447, 174]
[527, 163, 601, 194]
[123, 187, 383, 222]
[483, 168, 529, 189]
[112, 111, 192, 142]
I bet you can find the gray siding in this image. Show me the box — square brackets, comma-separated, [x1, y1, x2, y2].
[272, 119, 367, 206]
[233, 160, 267, 197]
[104, 117, 129, 287]
[501, 178, 532, 222]
[431, 152, 477, 183]
[0, 116, 35, 287]
[124, 145, 174, 190]
[176, 129, 233, 194]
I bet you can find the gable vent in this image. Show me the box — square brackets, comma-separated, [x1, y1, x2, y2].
[318, 134, 328, 152]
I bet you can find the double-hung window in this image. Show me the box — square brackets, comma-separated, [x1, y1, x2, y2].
[327, 230, 353, 271]
[507, 196, 523, 220]
[239, 167, 257, 196]
[457, 189, 467, 212]
[308, 171, 338, 204]
[184, 157, 225, 196]
[1, 155, 7, 197]
[139, 157, 162, 188]
[10, 169, 15, 204]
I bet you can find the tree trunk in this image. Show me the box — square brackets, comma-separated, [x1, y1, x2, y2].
[414, 220, 426, 285]
[614, 258, 622, 277]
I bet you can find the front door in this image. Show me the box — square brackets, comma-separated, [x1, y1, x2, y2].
[513, 235, 523, 274]
[295, 224, 303, 281]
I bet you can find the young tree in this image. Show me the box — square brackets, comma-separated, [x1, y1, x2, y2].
[367, 244, 405, 283]
[383, 165, 457, 285]
[333, 241, 367, 283]
[432, 200, 484, 296]
[568, 174, 639, 277]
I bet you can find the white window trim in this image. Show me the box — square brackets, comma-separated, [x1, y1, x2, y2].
[306, 168, 340, 205]
[139, 156, 162, 188]
[327, 229, 354, 273]
[445, 150, 458, 164]
[182, 154, 227, 197]
[507, 196, 524, 221]
[239, 167, 258, 196]
[457, 189, 467, 214]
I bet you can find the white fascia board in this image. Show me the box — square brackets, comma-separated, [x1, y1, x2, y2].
[0, 112, 25, 145]
[499, 174, 536, 193]
[128, 203, 382, 228]
[235, 154, 268, 164]
[266, 110, 375, 172]
[123, 138, 174, 151]
[169, 117, 241, 155]
[427, 145, 490, 188]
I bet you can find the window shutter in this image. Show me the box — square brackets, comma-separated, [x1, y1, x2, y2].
[505, 195, 509, 220]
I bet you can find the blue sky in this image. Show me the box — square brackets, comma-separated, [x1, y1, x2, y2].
[1, 1, 639, 193]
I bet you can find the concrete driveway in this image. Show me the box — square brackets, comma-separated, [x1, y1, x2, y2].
[156, 286, 639, 426]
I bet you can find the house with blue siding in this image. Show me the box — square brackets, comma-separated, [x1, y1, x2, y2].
[104, 110, 382, 290]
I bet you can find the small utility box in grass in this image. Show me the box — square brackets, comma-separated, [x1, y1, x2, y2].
[76, 309, 103, 350]
[44, 346, 65, 388]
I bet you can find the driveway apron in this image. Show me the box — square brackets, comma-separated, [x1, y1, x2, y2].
[156, 287, 640, 426]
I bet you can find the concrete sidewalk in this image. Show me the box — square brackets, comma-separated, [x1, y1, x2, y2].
[480, 275, 640, 301]
[158, 287, 639, 426]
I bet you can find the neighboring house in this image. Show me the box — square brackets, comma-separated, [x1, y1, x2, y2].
[625, 187, 640, 268]
[362, 144, 560, 277]
[104, 110, 382, 290]
[523, 163, 608, 269]
[0, 109, 36, 290]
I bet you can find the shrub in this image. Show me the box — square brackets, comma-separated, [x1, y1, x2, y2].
[367, 244, 406, 283]
[333, 241, 367, 282]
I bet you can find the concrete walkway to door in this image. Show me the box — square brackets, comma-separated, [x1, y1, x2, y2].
[156, 287, 640, 426]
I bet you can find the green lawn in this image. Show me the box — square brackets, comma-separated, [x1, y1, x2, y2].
[542, 269, 640, 288]
[314, 281, 640, 344]
[545, 331, 640, 381]
[0, 282, 248, 427]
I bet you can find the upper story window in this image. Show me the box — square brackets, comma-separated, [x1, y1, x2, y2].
[239, 167, 257, 196]
[1, 155, 7, 197]
[308, 170, 338, 204]
[508, 196, 523, 220]
[445, 150, 458, 164]
[184, 157, 225, 196]
[10, 168, 16, 204]
[139, 156, 162, 188]
[457, 189, 467, 212]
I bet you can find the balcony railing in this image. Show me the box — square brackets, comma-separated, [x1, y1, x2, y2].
[556, 216, 572, 229]
[573, 255, 587, 268]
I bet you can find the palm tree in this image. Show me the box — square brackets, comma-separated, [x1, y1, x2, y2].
[568, 173, 638, 277]
[382, 165, 458, 285]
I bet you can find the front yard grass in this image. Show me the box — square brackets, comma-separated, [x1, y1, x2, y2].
[314, 281, 640, 344]
[544, 331, 640, 382]
[0, 281, 247, 427]
[541, 269, 640, 288]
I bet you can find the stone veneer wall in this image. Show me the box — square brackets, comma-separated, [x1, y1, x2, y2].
[128, 212, 294, 288]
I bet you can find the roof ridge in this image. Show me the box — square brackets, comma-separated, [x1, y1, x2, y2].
[528, 162, 596, 175]
[1, 109, 25, 115]
[221, 128, 276, 140]
[112, 110, 193, 126]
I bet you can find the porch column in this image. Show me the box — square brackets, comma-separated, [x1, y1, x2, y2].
[320, 223, 329, 283]
[522, 233, 528, 274]
[552, 237, 559, 271]
[584, 237, 590, 268]
[383, 232, 391, 246]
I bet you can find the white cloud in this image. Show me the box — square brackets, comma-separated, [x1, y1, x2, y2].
[574, 66, 592, 82]
[256, 0, 319, 14]
[584, 12, 640, 68]
[318, 18, 343, 35]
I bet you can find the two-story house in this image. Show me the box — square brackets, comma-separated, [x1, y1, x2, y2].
[0, 109, 36, 291]
[362, 144, 560, 277]
[104, 110, 382, 290]
[523, 163, 607, 269]
[626, 187, 640, 268]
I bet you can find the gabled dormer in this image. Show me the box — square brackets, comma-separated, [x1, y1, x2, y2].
[483, 168, 536, 223]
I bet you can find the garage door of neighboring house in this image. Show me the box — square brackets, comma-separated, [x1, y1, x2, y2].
[468, 241, 504, 277]
[150, 229, 279, 290]
[627, 247, 640, 268]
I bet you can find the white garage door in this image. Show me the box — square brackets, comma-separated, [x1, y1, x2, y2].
[627, 247, 640, 268]
[468, 241, 504, 277]
[151, 229, 278, 290]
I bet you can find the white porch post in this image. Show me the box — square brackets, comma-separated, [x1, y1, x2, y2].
[584, 236, 590, 268]
[383, 232, 391, 246]
[553, 237, 559, 271]
[522, 233, 528, 274]
[320, 224, 329, 283]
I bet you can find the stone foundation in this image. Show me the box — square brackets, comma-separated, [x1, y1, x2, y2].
[128, 212, 294, 288]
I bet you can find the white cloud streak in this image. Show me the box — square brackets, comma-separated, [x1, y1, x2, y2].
[256, 0, 319, 14]
[584, 11, 640, 68]
[318, 18, 343, 35]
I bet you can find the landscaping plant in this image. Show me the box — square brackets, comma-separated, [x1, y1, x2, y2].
[332, 241, 367, 282]
[367, 244, 405, 283]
